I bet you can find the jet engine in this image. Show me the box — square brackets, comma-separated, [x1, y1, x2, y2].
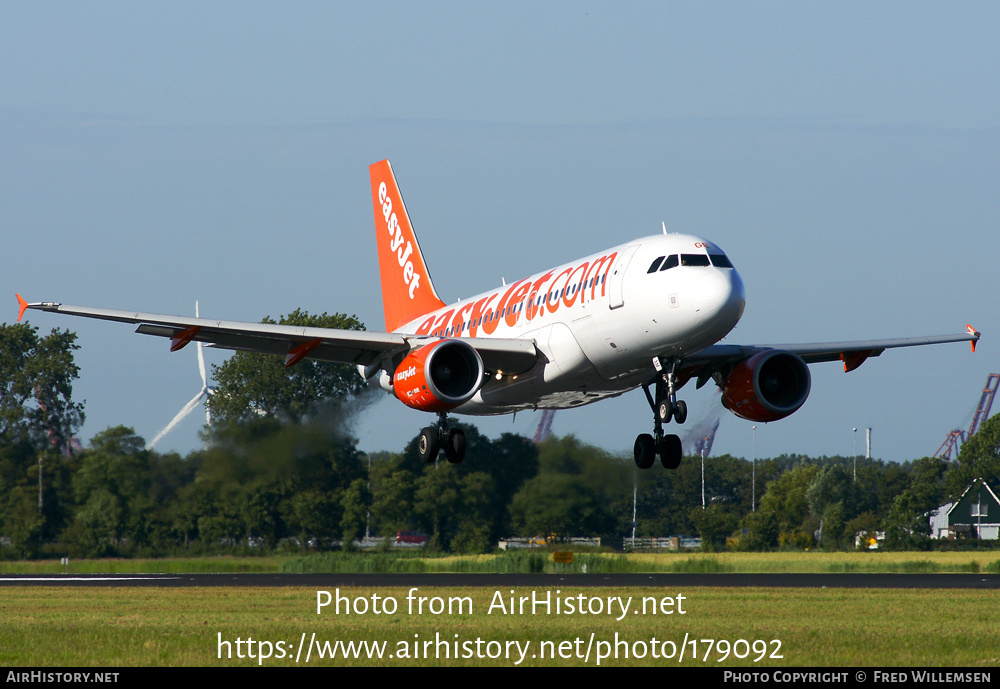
[721, 350, 811, 422]
[392, 339, 485, 412]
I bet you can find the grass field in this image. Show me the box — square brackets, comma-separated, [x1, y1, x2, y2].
[2, 585, 998, 667]
[3, 550, 999, 575]
[0, 556, 284, 575]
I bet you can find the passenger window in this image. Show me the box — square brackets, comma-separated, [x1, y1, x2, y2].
[659, 255, 679, 271]
[680, 254, 710, 267]
[647, 256, 665, 273]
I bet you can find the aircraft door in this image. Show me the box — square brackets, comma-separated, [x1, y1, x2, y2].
[608, 244, 640, 309]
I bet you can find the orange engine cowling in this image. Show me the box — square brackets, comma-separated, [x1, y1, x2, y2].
[721, 350, 811, 422]
[392, 339, 485, 412]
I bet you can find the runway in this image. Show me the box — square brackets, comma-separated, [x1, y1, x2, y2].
[2, 573, 998, 588]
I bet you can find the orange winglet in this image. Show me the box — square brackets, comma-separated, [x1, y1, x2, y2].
[967, 324, 980, 353]
[16, 294, 29, 322]
[170, 326, 201, 352]
[285, 339, 322, 368]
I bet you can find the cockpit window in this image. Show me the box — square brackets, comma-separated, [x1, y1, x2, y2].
[709, 254, 733, 268]
[659, 255, 679, 271]
[647, 256, 664, 273]
[680, 254, 710, 267]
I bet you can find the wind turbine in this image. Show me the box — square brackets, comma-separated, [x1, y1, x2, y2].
[146, 301, 214, 450]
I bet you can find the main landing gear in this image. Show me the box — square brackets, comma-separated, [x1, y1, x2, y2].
[418, 412, 466, 464]
[635, 358, 685, 470]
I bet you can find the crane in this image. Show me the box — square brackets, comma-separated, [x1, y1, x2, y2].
[533, 409, 556, 443]
[933, 373, 999, 459]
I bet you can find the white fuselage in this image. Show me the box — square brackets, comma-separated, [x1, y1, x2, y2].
[395, 233, 746, 414]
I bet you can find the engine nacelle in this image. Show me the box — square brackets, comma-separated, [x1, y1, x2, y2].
[721, 350, 811, 422]
[392, 339, 485, 412]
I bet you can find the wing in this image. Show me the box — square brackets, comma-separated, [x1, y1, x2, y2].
[681, 327, 980, 387]
[17, 298, 539, 376]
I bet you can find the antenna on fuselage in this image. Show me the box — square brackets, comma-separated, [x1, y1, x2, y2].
[662, 221, 668, 235]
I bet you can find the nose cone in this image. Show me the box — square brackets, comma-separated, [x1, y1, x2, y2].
[693, 269, 745, 327]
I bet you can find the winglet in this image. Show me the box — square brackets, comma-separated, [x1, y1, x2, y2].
[967, 324, 980, 353]
[16, 294, 28, 322]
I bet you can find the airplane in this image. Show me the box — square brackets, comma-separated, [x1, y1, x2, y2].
[17, 159, 980, 468]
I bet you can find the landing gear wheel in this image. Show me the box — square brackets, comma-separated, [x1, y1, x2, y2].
[445, 428, 466, 464]
[418, 427, 440, 463]
[659, 434, 683, 470]
[634, 433, 656, 469]
[672, 400, 688, 425]
[658, 402, 672, 423]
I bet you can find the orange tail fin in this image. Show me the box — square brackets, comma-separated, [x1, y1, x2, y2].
[370, 160, 446, 332]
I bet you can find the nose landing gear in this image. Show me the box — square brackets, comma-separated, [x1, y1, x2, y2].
[418, 412, 466, 464]
[635, 358, 685, 470]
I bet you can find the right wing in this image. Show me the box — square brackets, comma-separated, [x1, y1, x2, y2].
[17, 296, 540, 376]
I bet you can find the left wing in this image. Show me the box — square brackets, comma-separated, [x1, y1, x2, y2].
[664, 327, 980, 423]
[16, 296, 540, 375]
[680, 327, 980, 388]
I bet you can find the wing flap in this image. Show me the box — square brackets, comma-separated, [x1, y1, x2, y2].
[134, 324, 386, 365]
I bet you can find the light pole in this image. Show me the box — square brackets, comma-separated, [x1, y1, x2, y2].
[701, 444, 706, 510]
[752, 425, 757, 512]
[365, 431, 372, 540]
[631, 476, 637, 547]
[852, 427, 857, 482]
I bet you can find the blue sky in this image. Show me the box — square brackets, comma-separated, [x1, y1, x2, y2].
[3, 2, 998, 462]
